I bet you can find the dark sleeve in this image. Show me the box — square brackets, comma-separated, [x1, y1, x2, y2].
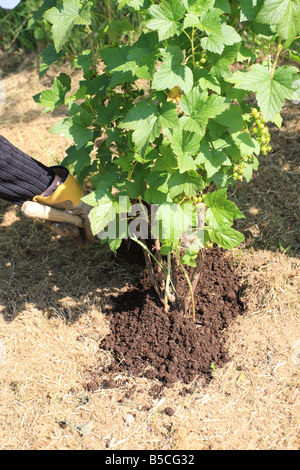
[0, 135, 55, 206]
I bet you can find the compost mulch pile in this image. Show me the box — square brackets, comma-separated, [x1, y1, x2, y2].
[98, 247, 243, 387]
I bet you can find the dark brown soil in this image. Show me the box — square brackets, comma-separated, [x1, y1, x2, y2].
[95, 247, 244, 387]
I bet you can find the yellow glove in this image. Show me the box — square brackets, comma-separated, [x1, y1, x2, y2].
[33, 166, 93, 245]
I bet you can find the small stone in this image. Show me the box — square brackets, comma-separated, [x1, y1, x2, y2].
[164, 407, 175, 416]
[123, 413, 135, 425]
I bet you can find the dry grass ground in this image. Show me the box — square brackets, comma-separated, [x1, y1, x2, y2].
[0, 52, 299, 450]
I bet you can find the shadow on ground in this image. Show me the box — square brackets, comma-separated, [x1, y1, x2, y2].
[0, 205, 141, 323]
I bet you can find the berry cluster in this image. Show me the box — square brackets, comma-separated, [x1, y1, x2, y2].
[251, 108, 272, 155]
[232, 162, 247, 181]
[192, 194, 203, 204]
[195, 52, 207, 67]
[105, 85, 140, 103]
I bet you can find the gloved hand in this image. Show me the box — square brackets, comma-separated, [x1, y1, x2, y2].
[31, 166, 94, 246]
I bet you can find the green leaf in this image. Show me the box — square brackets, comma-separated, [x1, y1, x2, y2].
[153, 145, 178, 172]
[50, 103, 93, 149]
[147, 0, 186, 41]
[194, 69, 221, 93]
[85, 194, 116, 236]
[106, 19, 134, 42]
[73, 49, 93, 73]
[204, 188, 245, 229]
[34, 73, 71, 113]
[152, 203, 194, 241]
[229, 64, 300, 120]
[184, 9, 222, 34]
[240, 0, 264, 22]
[201, 24, 242, 54]
[39, 44, 64, 78]
[206, 224, 245, 249]
[168, 170, 204, 198]
[164, 126, 200, 173]
[44, 0, 91, 52]
[214, 104, 244, 133]
[158, 102, 180, 129]
[205, 150, 231, 178]
[180, 88, 229, 135]
[127, 46, 157, 80]
[119, 101, 160, 156]
[256, 0, 300, 47]
[96, 97, 124, 127]
[153, 46, 194, 94]
[100, 46, 133, 85]
[182, 0, 215, 12]
[61, 141, 94, 182]
[214, 0, 231, 13]
[232, 131, 261, 156]
[144, 172, 171, 204]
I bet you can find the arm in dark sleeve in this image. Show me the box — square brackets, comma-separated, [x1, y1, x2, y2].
[0, 135, 55, 206]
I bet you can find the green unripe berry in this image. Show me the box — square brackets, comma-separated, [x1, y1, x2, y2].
[266, 145, 272, 152]
[200, 57, 206, 63]
[258, 122, 265, 129]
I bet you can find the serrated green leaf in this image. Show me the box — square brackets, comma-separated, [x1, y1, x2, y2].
[144, 172, 171, 204]
[34, 73, 71, 113]
[147, 0, 186, 41]
[44, 0, 91, 52]
[164, 127, 200, 173]
[214, 0, 230, 13]
[126, 46, 157, 80]
[240, 0, 264, 22]
[86, 194, 116, 235]
[214, 104, 244, 133]
[152, 203, 194, 240]
[184, 9, 222, 34]
[96, 97, 124, 127]
[106, 19, 134, 42]
[257, 0, 300, 47]
[39, 44, 64, 78]
[168, 170, 204, 198]
[205, 150, 231, 178]
[206, 224, 244, 249]
[180, 88, 229, 134]
[50, 103, 93, 149]
[194, 69, 221, 93]
[233, 131, 261, 156]
[61, 141, 94, 184]
[73, 49, 93, 73]
[228, 64, 300, 120]
[204, 188, 245, 229]
[119, 101, 160, 156]
[182, 0, 215, 12]
[153, 46, 194, 94]
[158, 101, 180, 129]
[201, 24, 241, 54]
[153, 145, 178, 172]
